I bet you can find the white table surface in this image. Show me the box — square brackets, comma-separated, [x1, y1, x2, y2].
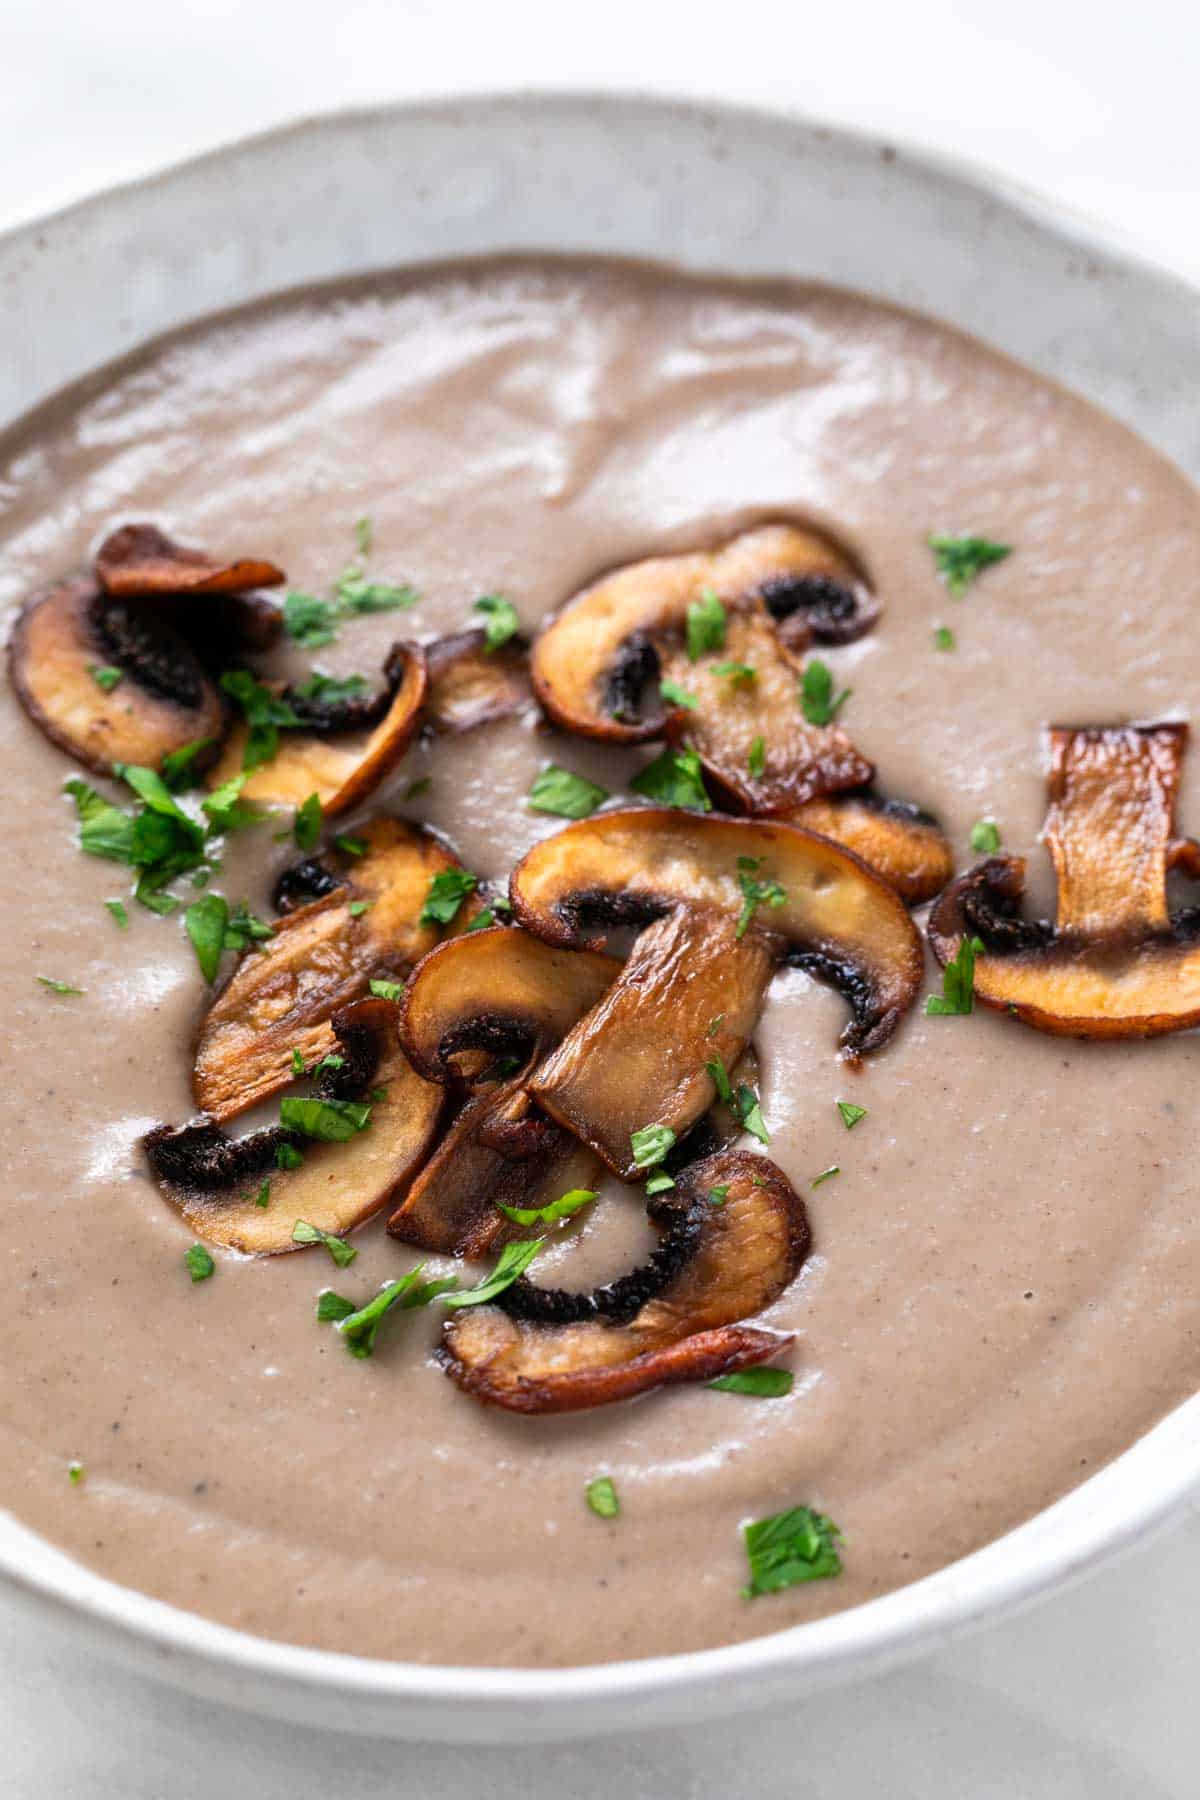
[4, 3, 1200, 1792]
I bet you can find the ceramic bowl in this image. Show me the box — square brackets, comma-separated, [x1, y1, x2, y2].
[2, 90, 1199, 1742]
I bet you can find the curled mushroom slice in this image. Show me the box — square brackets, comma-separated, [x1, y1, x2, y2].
[7, 576, 228, 775]
[147, 999, 442, 1254]
[788, 793, 954, 904]
[205, 642, 427, 816]
[96, 522, 285, 598]
[531, 522, 875, 807]
[439, 1150, 807, 1414]
[424, 628, 531, 734]
[194, 818, 461, 1121]
[928, 722, 1200, 1037]
[511, 808, 923, 1176]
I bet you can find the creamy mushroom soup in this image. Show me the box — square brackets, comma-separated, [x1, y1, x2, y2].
[2, 258, 1199, 1667]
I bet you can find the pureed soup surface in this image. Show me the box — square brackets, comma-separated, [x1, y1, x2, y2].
[2, 257, 1199, 1669]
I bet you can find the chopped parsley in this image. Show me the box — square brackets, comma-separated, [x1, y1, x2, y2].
[419, 867, 477, 927]
[293, 792, 323, 851]
[475, 593, 521, 652]
[105, 899, 129, 929]
[294, 671, 369, 706]
[836, 1100, 867, 1131]
[291, 1219, 357, 1267]
[291, 1049, 306, 1076]
[334, 568, 419, 616]
[279, 1096, 372, 1142]
[65, 765, 210, 910]
[970, 818, 1002, 854]
[706, 1013, 724, 1038]
[928, 532, 1012, 598]
[184, 893, 230, 984]
[644, 1171, 675, 1195]
[686, 587, 726, 660]
[185, 1243, 215, 1284]
[585, 1476, 620, 1519]
[317, 1289, 356, 1324]
[334, 833, 368, 856]
[442, 1237, 543, 1310]
[630, 746, 711, 811]
[742, 1505, 843, 1596]
[355, 516, 373, 557]
[736, 1086, 769, 1145]
[219, 669, 303, 771]
[160, 739, 214, 791]
[89, 664, 124, 692]
[467, 894, 513, 932]
[710, 660, 756, 685]
[37, 975, 84, 995]
[67, 1461, 86, 1485]
[926, 936, 984, 1017]
[528, 765, 608, 820]
[334, 1265, 459, 1357]
[202, 772, 267, 835]
[811, 1165, 840, 1188]
[748, 735, 767, 778]
[660, 678, 699, 711]
[705, 1054, 733, 1105]
[496, 1187, 598, 1228]
[799, 659, 851, 726]
[223, 900, 274, 952]
[630, 1124, 676, 1170]
[735, 855, 787, 940]
[933, 625, 956, 653]
[708, 1184, 730, 1207]
[404, 776, 432, 800]
[369, 978, 404, 1001]
[251, 1181, 270, 1209]
[710, 1368, 793, 1398]
[347, 900, 372, 917]
[284, 591, 339, 649]
[275, 1142, 304, 1171]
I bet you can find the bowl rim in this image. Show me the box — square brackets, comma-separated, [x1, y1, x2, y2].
[3, 86, 1200, 1739]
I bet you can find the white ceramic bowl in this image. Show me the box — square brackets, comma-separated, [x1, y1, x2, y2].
[2, 91, 1199, 1743]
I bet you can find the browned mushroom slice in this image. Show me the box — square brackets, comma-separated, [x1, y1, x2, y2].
[147, 1000, 442, 1254]
[512, 808, 923, 1176]
[194, 818, 461, 1121]
[205, 642, 427, 816]
[439, 1150, 806, 1413]
[928, 723, 1200, 1036]
[96, 522, 285, 597]
[7, 576, 228, 775]
[787, 793, 954, 904]
[424, 628, 531, 733]
[531, 522, 876, 808]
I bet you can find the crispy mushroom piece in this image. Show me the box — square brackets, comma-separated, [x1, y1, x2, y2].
[439, 1150, 807, 1414]
[424, 628, 531, 734]
[147, 999, 442, 1254]
[7, 576, 228, 775]
[788, 793, 954, 905]
[205, 642, 427, 816]
[194, 818, 461, 1121]
[928, 723, 1200, 1036]
[531, 522, 876, 808]
[95, 522, 285, 598]
[511, 808, 923, 1176]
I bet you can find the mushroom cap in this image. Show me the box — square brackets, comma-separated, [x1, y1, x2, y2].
[787, 793, 954, 905]
[95, 522, 285, 596]
[423, 627, 531, 734]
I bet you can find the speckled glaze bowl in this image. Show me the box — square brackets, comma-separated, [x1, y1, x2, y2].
[2, 91, 1199, 1742]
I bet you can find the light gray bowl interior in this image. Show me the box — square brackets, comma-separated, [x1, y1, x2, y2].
[2, 91, 1199, 1742]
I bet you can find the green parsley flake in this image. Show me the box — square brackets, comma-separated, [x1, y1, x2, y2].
[585, 1476, 620, 1519]
[735, 855, 787, 940]
[710, 661, 757, 685]
[89, 665, 124, 692]
[334, 833, 368, 856]
[334, 1265, 459, 1357]
[933, 625, 956, 653]
[970, 819, 1002, 854]
[736, 1086, 770, 1145]
[708, 1185, 730, 1207]
[202, 772, 266, 835]
[251, 1181, 271, 1209]
[37, 976, 84, 995]
[369, 978, 404, 1001]
[645, 1171, 676, 1195]
[291, 1049, 306, 1076]
[279, 1096, 372, 1142]
[105, 899, 129, 929]
[160, 739, 214, 791]
[275, 1142, 304, 1171]
[928, 532, 1012, 598]
[811, 1165, 840, 1188]
[284, 591, 339, 649]
[742, 1505, 843, 1597]
[293, 792, 323, 851]
[419, 868, 477, 927]
[836, 1100, 868, 1131]
[404, 776, 432, 800]
[706, 1013, 724, 1039]
[748, 735, 767, 778]
[467, 894, 513, 932]
[184, 893, 229, 984]
[317, 1290, 357, 1324]
[528, 765, 609, 820]
[334, 568, 419, 616]
[294, 672, 370, 706]
[799, 659, 851, 726]
[686, 588, 727, 661]
[496, 1187, 598, 1228]
[660, 678, 699, 711]
[67, 1461, 86, 1485]
[705, 1054, 733, 1105]
[630, 1124, 676, 1170]
[630, 746, 711, 811]
[185, 1243, 215, 1284]
[926, 935, 984, 1017]
[475, 593, 521, 652]
[291, 1219, 357, 1268]
[442, 1238, 543, 1310]
[348, 901, 372, 918]
[710, 1368, 794, 1398]
[220, 669, 303, 771]
[223, 900, 274, 953]
[355, 516, 373, 557]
